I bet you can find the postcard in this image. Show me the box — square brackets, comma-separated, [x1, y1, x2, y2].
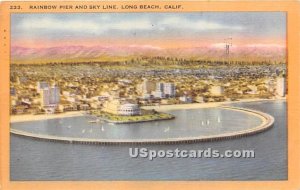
[0, 1, 300, 190]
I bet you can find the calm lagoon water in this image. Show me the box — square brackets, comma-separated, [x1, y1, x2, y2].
[11, 107, 263, 140]
[10, 100, 287, 180]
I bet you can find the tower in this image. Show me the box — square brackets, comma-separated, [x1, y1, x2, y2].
[224, 38, 232, 56]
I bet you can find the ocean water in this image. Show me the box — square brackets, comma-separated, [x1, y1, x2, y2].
[10, 100, 287, 180]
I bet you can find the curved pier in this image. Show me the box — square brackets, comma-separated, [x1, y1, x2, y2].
[10, 106, 275, 145]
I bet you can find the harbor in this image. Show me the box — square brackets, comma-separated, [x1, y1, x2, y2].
[10, 105, 274, 144]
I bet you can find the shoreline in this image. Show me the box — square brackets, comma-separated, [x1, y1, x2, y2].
[142, 97, 286, 111]
[10, 111, 86, 123]
[10, 97, 285, 123]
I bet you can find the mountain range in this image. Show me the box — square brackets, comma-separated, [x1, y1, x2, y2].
[11, 45, 286, 64]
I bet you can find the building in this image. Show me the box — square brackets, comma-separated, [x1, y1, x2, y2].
[152, 82, 176, 98]
[16, 76, 27, 84]
[80, 104, 90, 111]
[118, 79, 132, 86]
[12, 105, 28, 114]
[163, 83, 176, 97]
[156, 82, 164, 92]
[118, 103, 141, 116]
[10, 87, 16, 96]
[103, 99, 141, 116]
[58, 104, 77, 112]
[153, 82, 165, 98]
[138, 80, 175, 99]
[140, 93, 152, 99]
[276, 77, 286, 97]
[152, 90, 165, 98]
[37, 81, 49, 92]
[40, 85, 60, 112]
[210, 85, 224, 96]
[109, 89, 120, 100]
[102, 99, 120, 115]
[179, 96, 193, 103]
[138, 79, 156, 94]
[143, 79, 156, 93]
[41, 89, 50, 107]
[50, 85, 60, 105]
[91, 96, 109, 102]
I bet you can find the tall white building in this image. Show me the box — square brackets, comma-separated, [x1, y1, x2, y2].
[152, 82, 176, 98]
[50, 85, 60, 105]
[41, 85, 60, 108]
[276, 77, 286, 97]
[153, 83, 165, 98]
[156, 82, 164, 92]
[163, 83, 176, 97]
[41, 89, 50, 106]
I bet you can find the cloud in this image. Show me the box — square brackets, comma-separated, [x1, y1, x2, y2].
[109, 20, 153, 31]
[20, 18, 99, 32]
[17, 15, 244, 35]
[18, 17, 153, 34]
[160, 16, 244, 31]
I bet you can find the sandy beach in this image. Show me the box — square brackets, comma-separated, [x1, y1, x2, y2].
[10, 98, 285, 123]
[142, 98, 286, 111]
[10, 111, 86, 123]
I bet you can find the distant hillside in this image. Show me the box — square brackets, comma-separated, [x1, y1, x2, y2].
[11, 45, 286, 64]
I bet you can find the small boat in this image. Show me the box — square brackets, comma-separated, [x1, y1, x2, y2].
[82, 129, 86, 133]
[88, 118, 100, 123]
[67, 125, 72, 129]
[88, 120, 98, 123]
[207, 120, 210, 125]
[217, 117, 221, 123]
[201, 121, 205, 126]
[164, 127, 170, 132]
[101, 126, 105, 131]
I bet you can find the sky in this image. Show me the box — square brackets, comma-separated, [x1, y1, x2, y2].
[11, 12, 286, 49]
